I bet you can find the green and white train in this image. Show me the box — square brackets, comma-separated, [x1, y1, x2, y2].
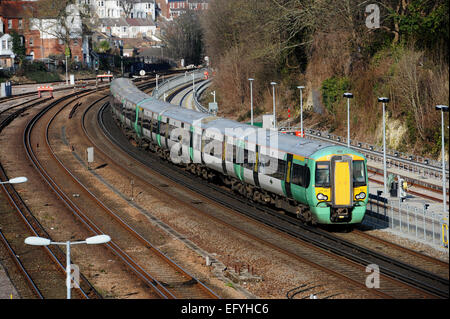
[110, 78, 369, 225]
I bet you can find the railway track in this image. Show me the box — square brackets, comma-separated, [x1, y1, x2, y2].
[0, 93, 102, 299]
[368, 167, 448, 204]
[96, 96, 449, 298]
[23, 83, 218, 299]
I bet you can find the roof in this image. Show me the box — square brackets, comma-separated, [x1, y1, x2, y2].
[100, 18, 129, 27]
[125, 18, 155, 27]
[0, 1, 38, 19]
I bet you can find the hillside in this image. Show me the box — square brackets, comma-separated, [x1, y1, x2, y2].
[199, 0, 449, 161]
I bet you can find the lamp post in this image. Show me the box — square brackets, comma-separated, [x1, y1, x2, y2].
[343, 92, 353, 148]
[297, 86, 305, 137]
[25, 234, 111, 299]
[249, 78, 254, 126]
[436, 105, 449, 214]
[378, 97, 390, 196]
[270, 82, 277, 129]
[65, 55, 69, 86]
[121, 57, 124, 77]
[0, 176, 28, 184]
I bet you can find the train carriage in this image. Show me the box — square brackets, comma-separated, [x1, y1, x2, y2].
[110, 78, 369, 225]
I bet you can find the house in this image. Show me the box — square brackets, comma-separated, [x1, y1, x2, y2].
[100, 17, 157, 39]
[155, 0, 209, 20]
[0, 33, 14, 69]
[78, 0, 156, 21]
[0, 1, 84, 62]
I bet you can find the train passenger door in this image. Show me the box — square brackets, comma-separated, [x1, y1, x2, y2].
[331, 155, 353, 207]
[289, 155, 309, 204]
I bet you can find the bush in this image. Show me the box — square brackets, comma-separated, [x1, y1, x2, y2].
[0, 69, 11, 82]
[321, 76, 350, 115]
[27, 70, 61, 83]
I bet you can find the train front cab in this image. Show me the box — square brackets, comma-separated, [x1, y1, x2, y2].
[311, 154, 368, 224]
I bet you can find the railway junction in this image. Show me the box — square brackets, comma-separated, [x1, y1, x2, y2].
[0, 71, 448, 302]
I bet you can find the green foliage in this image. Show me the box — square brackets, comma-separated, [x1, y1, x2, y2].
[320, 77, 350, 115]
[390, 0, 449, 52]
[17, 61, 60, 83]
[94, 40, 111, 54]
[27, 71, 61, 83]
[9, 30, 26, 64]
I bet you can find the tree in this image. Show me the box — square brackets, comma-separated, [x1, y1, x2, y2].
[119, 0, 140, 18]
[162, 10, 204, 65]
[25, 0, 83, 59]
[9, 30, 26, 66]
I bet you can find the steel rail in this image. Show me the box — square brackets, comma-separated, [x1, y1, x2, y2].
[99, 101, 446, 299]
[0, 93, 100, 299]
[23, 93, 174, 299]
[0, 229, 44, 299]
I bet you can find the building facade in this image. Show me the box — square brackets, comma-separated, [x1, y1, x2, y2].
[0, 1, 84, 62]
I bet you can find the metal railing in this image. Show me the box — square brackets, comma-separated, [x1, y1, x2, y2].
[193, 79, 211, 113]
[279, 126, 449, 183]
[152, 69, 207, 101]
[365, 194, 449, 253]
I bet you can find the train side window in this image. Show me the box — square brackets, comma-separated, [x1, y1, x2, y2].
[315, 162, 330, 187]
[261, 157, 285, 180]
[292, 164, 310, 188]
[243, 149, 255, 170]
[353, 160, 366, 187]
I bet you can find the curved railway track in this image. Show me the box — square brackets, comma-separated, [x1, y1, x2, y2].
[0, 92, 102, 299]
[22, 83, 218, 299]
[96, 95, 449, 298]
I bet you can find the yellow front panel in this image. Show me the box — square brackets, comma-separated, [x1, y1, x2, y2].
[335, 162, 351, 206]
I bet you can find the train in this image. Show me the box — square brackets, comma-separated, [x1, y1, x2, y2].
[110, 78, 369, 225]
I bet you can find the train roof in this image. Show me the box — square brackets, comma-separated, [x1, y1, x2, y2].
[111, 78, 352, 159]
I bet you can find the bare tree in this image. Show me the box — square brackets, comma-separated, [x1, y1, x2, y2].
[119, 0, 140, 18]
[162, 10, 203, 65]
[25, 0, 83, 58]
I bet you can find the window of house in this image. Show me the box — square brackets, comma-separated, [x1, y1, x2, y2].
[29, 37, 34, 46]
[18, 19, 23, 28]
[8, 20, 12, 29]
[74, 39, 78, 46]
[59, 39, 64, 45]
[74, 55, 79, 62]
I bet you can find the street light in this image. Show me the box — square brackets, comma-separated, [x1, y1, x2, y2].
[249, 78, 254, 126]
[25, 234, 111, 299]
[343, 92, 353, 148]
[297, 86, 305, 137]
[436, 104, 449, 214]
[270, 82, 277, 129]
[378, 97, 390, 196]
[0, 176, 28, 184]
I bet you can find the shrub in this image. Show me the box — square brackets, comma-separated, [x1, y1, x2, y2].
[320, 76, 350, 115]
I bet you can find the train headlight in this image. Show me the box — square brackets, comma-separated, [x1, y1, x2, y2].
[355, 192, 366, 200]
[317, 193, 328, 201]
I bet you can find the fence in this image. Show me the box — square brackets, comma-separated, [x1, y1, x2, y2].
[364, 193, 449, 253]
[152, 69, 207, 101]
[280, 126, 448, 182]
